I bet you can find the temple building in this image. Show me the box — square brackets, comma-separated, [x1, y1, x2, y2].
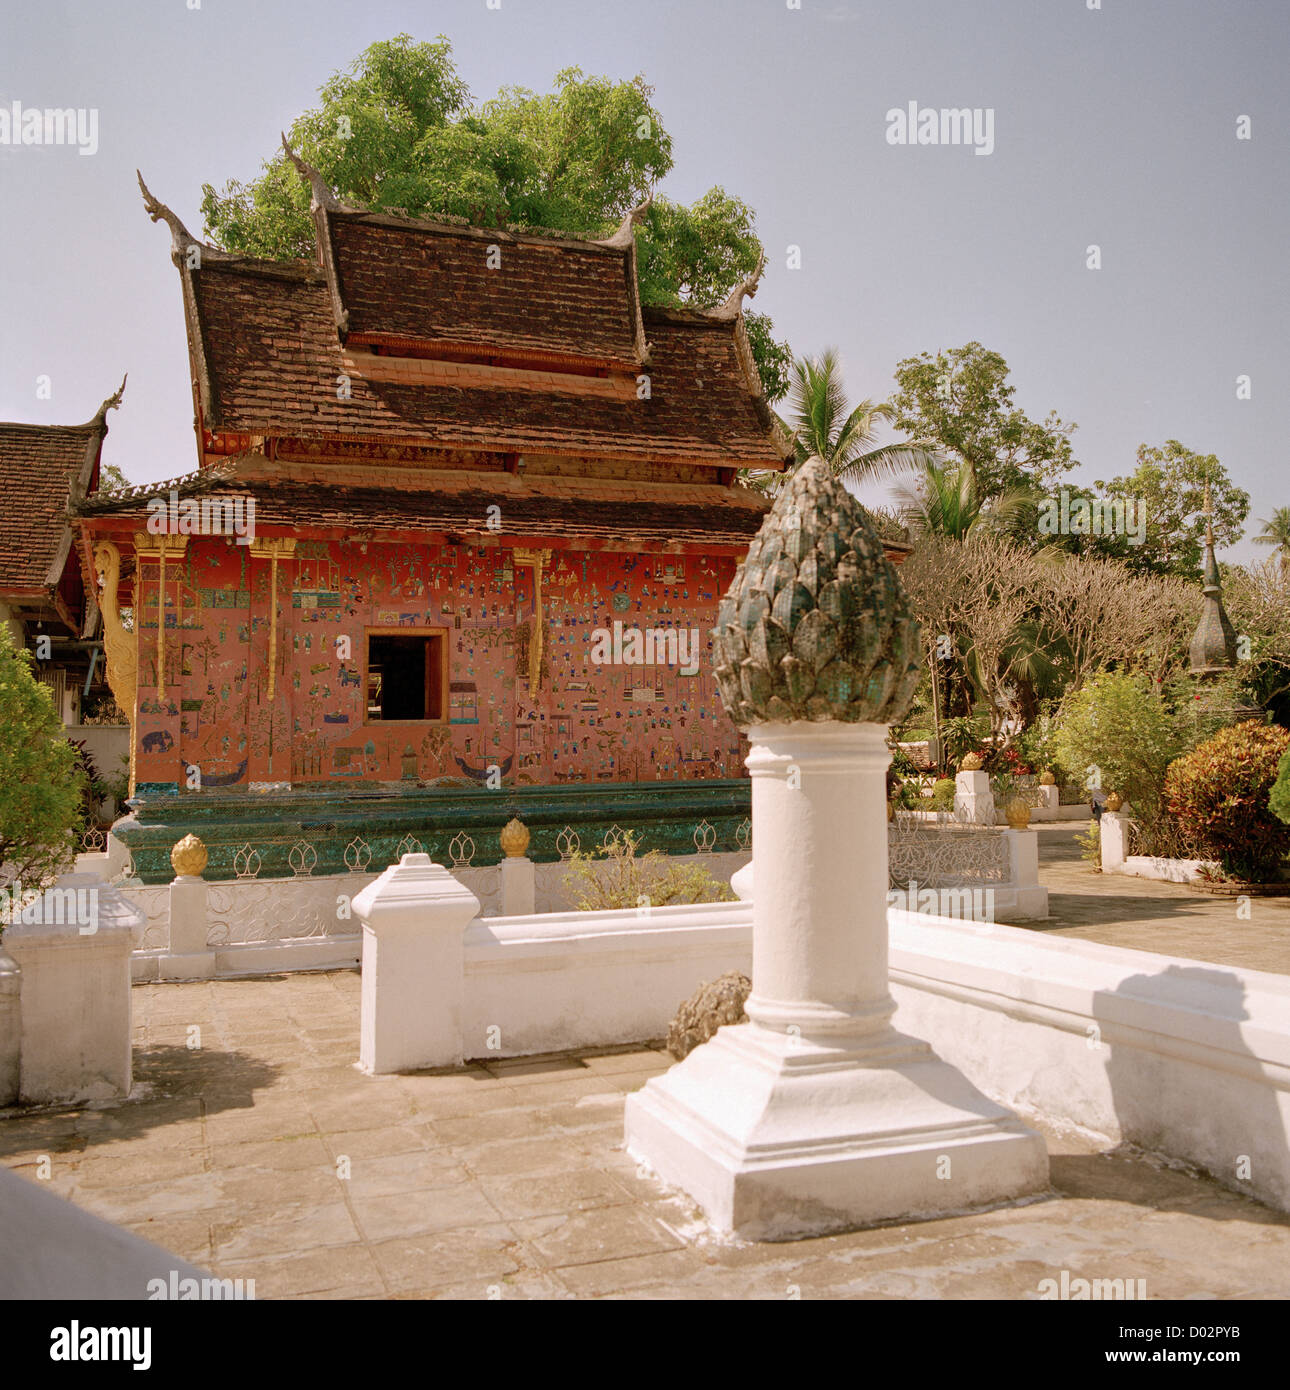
[75, 154, 904, 881]
[1, 385, 123, 725]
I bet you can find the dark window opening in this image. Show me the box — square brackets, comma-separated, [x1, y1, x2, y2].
[366, 633, 444, 721]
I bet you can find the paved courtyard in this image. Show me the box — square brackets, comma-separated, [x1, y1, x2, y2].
[1034, 824, 1290, 975]
[2, 970, 1288, 1300]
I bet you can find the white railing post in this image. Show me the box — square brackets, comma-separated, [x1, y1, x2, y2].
[1100, 810, 1128, 873]
[162, 835, 215, 980]
[353, 853, 479, 1074]
[955, 768, 996, 825]
[1002, 828, 1047, 919]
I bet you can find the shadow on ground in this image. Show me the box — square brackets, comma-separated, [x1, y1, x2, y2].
[0, 1045, 280, 1158]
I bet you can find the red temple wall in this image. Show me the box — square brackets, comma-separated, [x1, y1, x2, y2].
[132, 537, 744, 791]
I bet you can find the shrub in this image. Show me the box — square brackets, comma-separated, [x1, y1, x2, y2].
[888, 744, 919, 778]
[930, 778, 957, 810]
[1076, 821, 1100, 869]
[1013, 711, 1059, 783]
[1164, 720, 1290, 882]
[939, 715, 983, 768]
[0, 624, 85, 904]
[1270, 746, 1290, 826]
[562, 829, 736, 911]
[1051, 671, 1187, 834]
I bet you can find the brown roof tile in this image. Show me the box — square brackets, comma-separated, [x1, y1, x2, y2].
[76, 458, 774, 549]
[323, 211, 645, 368]
[0, 421, 101, 593]
[186, 257, 791, 468]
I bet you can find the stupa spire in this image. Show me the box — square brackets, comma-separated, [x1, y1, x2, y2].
[1188, 477, 1237, 674]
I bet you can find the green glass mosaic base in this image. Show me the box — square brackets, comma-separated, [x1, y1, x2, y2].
[111, 780, 752, 885]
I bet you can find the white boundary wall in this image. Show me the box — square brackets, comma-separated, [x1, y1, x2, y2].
[462, 899, 753, 1060]
[887, 909, 1290, 1214]
[356, 855, 1290, 1213]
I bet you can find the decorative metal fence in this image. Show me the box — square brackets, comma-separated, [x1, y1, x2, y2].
[1125, 817, 1214, 862]
[887, 824, 1011, 890]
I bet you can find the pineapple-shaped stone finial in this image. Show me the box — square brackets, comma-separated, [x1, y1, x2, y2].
[712, 458, 922, 726]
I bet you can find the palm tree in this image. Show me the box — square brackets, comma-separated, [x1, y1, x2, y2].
[1253, 507, 1290, 576]
[894, 457, 1032, 541]
[745, 349, 936, 495]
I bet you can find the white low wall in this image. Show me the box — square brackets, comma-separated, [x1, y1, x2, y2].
[463, 899, 753, 1060]
[887, 909, 1290, 1214]
[354, 851, 1290, 1213]
[106, 848, 750, 981]
[1119, 856, 1213, 883]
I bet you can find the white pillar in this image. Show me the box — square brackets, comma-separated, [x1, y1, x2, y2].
[499, 856, 536, 916]
[1035, 784, 1059, 821]
[1101, 810, 1128, 873]
[5, 873, 141, 1105]
[954, 768, 995, 825]
[625, 721, 1048, 1239]
[742, 723, 895, 1038]
[1003, 828, 1048, 920]
[353, 853, 479, 1074]
[161, 876, 216, 980]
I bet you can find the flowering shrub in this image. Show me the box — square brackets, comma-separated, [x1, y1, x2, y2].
[998, 745, 1033, 777]
[1164, 720, 1290, 882]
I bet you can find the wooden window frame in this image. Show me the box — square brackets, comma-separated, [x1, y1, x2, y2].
[363, 627, 449, 726]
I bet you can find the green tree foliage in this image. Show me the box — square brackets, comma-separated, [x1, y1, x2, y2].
[200, 35, 792, 400]
[1165, 721, 1290, 882]
[96, 462, 131, 495]
[1092, 441, 1248, 580]
[1050, 671, 1188, 836]
[887, 341, 1078, 500]
[0, 625, 86, 899]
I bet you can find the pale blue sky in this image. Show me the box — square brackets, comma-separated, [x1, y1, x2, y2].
[1, 0, 1285, 562]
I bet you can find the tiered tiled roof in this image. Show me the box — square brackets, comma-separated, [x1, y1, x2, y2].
[138, 164, 793, 475]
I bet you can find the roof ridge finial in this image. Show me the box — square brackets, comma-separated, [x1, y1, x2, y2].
[709, 247, 767, 321]
[281, 134, 344, 213]
[137, 172, 231, 263]
[597, 191, 653, 249]
[91, 373, 128, 426]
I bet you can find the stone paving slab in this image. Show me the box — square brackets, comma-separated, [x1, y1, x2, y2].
[2, 970, 1288, 1300]
[1034, 825, 1290, 974]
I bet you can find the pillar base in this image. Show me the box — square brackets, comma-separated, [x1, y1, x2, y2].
[157, 950, 216, 982]
[625, 1022, 1049, 1241]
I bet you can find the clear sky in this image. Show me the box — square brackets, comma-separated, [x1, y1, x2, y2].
[1, 0, 1285, 563]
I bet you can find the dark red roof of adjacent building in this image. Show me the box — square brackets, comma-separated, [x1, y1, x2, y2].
[0, 419, 103, 594]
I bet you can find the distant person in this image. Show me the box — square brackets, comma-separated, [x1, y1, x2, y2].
[1089, 787, 1108, 822]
